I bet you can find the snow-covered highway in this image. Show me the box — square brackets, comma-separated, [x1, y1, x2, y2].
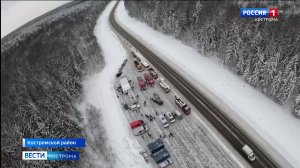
[109, 1, 297, 168]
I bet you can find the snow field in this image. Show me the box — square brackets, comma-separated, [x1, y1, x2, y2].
[1, 1, 70, 38]
[78, 1, 151, 168]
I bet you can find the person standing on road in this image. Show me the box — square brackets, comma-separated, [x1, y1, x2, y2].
[144, 101, 147, 106]
[155, 112, 158, 116]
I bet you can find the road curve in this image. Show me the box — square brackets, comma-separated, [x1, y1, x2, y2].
[109, 2, 279, 168]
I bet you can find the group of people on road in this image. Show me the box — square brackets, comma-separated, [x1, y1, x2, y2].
[145, 114, 155, 121]
[159, 132, 174, 139]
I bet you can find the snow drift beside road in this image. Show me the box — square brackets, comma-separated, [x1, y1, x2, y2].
[1, 1, 70, 38]
[77, 2, 150, 168]
[115, 2, 300, 167]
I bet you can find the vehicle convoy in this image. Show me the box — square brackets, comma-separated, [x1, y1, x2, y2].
[157, 78, 171, 93]
[137, 76, 146, 90]
[175, 95, 191, 115]
[119, 77, 131, 93]
[144, 73, 155, 86]
[134, 60, 143, 72]
[165, 112, 175, 123]
[153, 93, 163, 105]
[147, 139, 173, 168]
[242, 145, 256, 161]
[158, 115, 169, 128]
[149, 67, 158, 79]
[116, 59, 128, 77]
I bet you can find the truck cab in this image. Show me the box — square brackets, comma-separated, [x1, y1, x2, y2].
[242, 145, 256, 161]
[175, 95, 191, 115]
[148, 68, 158, 79]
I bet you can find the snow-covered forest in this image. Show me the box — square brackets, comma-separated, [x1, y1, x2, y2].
[124, 1, 300, 116]
[1, 1, 112, 167]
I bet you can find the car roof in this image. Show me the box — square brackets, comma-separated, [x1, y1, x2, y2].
[159, 115, 165, 119]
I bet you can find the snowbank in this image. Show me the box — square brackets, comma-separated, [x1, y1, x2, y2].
[77, 2, 150, 168]
[1, 1, 69, 38]
[115, 2, 300, 167]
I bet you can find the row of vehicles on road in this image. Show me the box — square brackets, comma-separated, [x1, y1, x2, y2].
[159, 110, 183, 128]
[116, 59, 128, 77]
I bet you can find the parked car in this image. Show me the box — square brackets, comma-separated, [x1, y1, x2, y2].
[153, 93, 163, 105]
[116, 71, 122, 77]
[131, 52, 137, 58]
[165, 112, 175, 123]
[132, 125, 148, 136]
[123, 102, 129, 110]
[174, 110, 183, 119]
[130, 104, 140, 111]
[158, 115, 169, 128]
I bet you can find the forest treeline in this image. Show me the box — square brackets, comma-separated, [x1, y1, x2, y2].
[1, 1, 111, 167]
[124, 1, 300, 116]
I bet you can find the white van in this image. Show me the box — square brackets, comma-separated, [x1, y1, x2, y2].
[158, 115, 169, 128]
[132, 125, 148, 136]
[165, 112, 175, 123]
[130, 104, 140, 111]
[140, 61, 149, 68]
[174, 110, 183, 119]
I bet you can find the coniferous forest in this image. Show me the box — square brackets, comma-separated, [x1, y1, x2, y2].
[124, 1, 300, 116]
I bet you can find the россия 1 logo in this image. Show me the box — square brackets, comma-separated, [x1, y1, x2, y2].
[240, 8, 279, 21]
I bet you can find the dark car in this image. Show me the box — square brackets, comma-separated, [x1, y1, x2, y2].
[123, 102, 129, 110]
[131, 52, 137, 58]
[116, 71, 122, 77]
[152, 93, 163, 105]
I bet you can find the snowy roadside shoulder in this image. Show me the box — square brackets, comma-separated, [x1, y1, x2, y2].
[115, 1, 300, 168]
[77, 2, 151, 168]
